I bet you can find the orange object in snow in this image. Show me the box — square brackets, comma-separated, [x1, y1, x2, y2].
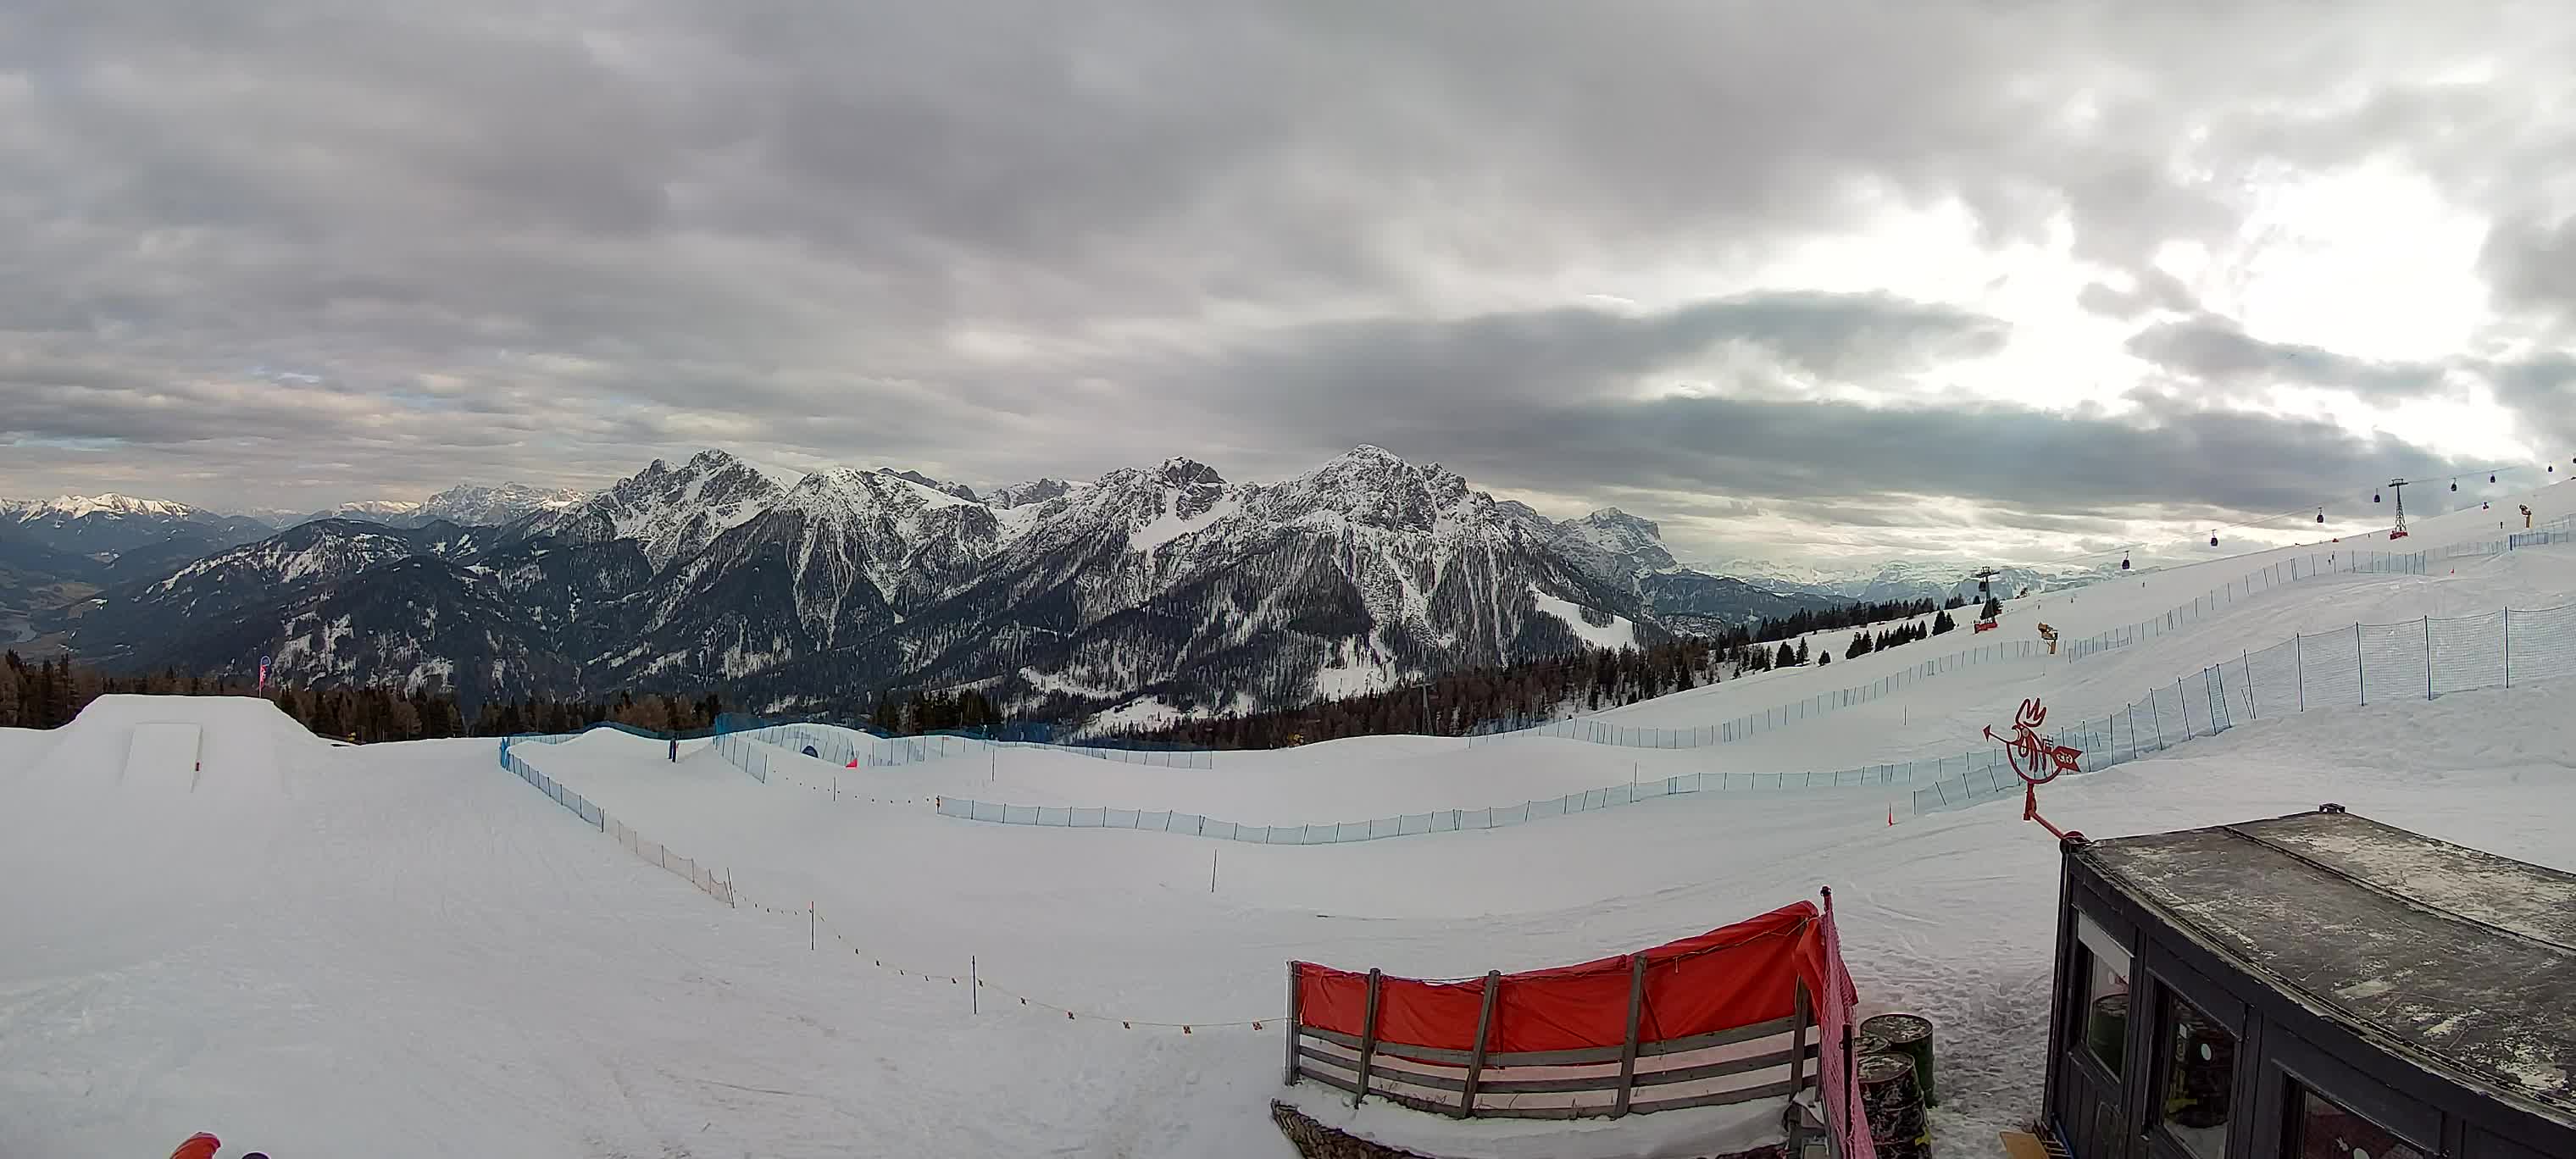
[170, 1134, 221, 1159]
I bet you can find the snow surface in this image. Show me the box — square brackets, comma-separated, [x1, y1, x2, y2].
[1130, 492, 1241, 553]
[8, 486, 2576, 1157]
[1531, 586, 1639, 650]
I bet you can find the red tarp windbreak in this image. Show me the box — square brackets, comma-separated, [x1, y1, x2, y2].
[1294, 901, 1821, 1054]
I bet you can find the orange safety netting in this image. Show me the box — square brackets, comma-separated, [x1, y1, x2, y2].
[1294, 901, 1824, 1054]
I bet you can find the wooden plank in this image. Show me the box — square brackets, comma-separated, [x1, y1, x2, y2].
[1785, 980, 1810, 1156]
[1626, 1077, 1802, 1116]
[1300, 1041, 1818, 1097]
[1283, 962, 1302, 1086]
[1634, 1015, 1802, 1058]
[1297, 1013, 1799, 1068]
[1298, 1067, 1364, 1097]
[1302, 1047, 1470, 1095]
[1457, 969, 1502, 1118]
[1351, 968, 1383, 1109]
[2000, 1131, 2056, 1159]
[1613, 952, 1649, 1117]
[1320, 1070, 1813, 1122]
[1624, 1043, 1818, 1091]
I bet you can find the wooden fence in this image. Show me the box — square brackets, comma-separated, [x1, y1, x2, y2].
[1285, 965, 1820, 1122]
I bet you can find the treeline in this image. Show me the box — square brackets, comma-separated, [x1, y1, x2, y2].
[1845, 610, 1954, 658]
[1127, 597, 1967, 750]
[469, 689, 726, 740]
[1128, 644, 1708, 749]
[863, 688, 1004, 735]
[1129, 625, 1906, 750]
[0, 651, 474, 740]
[1749, 596, 1950, 645]
[0, 651, 726, 744]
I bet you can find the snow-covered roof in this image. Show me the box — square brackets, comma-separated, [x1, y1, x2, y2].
[2079, 808, 2576, 1122]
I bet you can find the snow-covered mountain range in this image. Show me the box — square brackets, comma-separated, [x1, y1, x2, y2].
[2, 495, 276, 591]
[14, 449, 2107, 718]
[1704, 555, 2110, 604]
[28, 448, 1859, 715]
[253, 482, 591, 530]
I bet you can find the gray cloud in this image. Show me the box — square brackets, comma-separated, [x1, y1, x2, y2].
[1119, 297, 2468, 529]
[2123, 316, 2452, 400]
[0, 1, 2569, 562]
[2484, 352, 2576, 448]
[2076, 268, 2201, 320]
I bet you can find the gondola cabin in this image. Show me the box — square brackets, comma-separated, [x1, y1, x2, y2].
[2042, 807, 2576, 1159]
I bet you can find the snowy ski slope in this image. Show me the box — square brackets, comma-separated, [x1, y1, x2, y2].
[6, 483, 2575, 1158]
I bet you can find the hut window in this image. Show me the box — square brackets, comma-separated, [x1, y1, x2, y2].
[2074, 913, 2130, 1076]
[2157, 994, 2238, 1159]
[2287, 1083, 2427, 1159]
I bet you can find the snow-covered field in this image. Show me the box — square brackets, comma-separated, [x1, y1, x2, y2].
[6, 485, 2574, 1158]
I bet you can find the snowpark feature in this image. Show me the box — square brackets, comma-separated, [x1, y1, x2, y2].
[6, 483, 2576, 1157]
[121, 722, 203, 793]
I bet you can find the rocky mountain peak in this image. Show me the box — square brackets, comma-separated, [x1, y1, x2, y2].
[874, 468, 980, 502]
[1560, 507, 1678, 580]
[1155, 457, 1225, 488]
[987, 479, 1080, 509]
[537, 447, 785, 569]
[419, 482, 587, 526]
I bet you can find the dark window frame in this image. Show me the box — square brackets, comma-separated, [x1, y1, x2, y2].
[2070, 912, 2135, 1081]
[2143, 956, 2251, 1159]
[2257, 1025, 2443, 1159]
[2279, 1078, 2433, 1159]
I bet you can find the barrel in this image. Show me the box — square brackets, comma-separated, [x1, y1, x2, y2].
[1861, 1012, 1938, 1107]
[2085, 993, 2129, 1076]
[1858, 1052, 1931, 1159]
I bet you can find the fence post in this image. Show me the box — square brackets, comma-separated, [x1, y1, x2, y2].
[1283, 962, 1302, 1085]
[971, 956, 978, 1014]
[2177, 678, 2190, 737]
[1613, 951, 1651, 1117]
[2356, 622, 2366, 706]
[2504, 607, 2512, 687]
[2151, 689, 2166, 750]
[1352, 968, 1384, 1109]
[2244, 650, 2257, 719]
[2296, 633, 2306, 710]
[1458, 970, 1502, 1118]
[2425, 617, 2434, 700]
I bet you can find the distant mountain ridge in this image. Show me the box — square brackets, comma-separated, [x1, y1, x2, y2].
[1704, 555, 2108, 605]
[18, 450, 2098, 722]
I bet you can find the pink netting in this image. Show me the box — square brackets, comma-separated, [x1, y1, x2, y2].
[1818, 890, 1875, 1159]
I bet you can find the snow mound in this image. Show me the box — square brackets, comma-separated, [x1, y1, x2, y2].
[11, 695, 325, 796]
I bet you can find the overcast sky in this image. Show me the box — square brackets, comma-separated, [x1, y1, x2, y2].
[3, 1, 2572, 568]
